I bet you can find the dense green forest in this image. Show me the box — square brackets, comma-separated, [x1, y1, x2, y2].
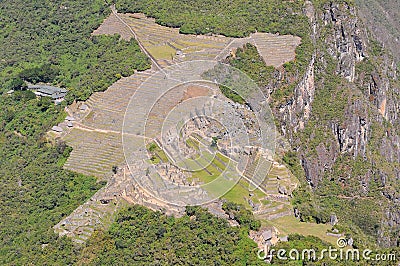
[0, 0, 149, 264]
[77, 205, 263, 265]
[0, 90, 104, 264]
[0, 0, 150, 102]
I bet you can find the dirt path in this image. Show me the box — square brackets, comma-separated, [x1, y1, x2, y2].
[111, 5, 165, 74]
[72, 121, 152, 140]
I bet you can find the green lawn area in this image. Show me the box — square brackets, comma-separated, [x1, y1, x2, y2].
[216, 152, 230, 163]
[186, 137, 200, 150]
[191, 162, 222, 183]
[147, 142, 169, 164]
[155, 149, 169, 162]
[187, 152, 266, 208]
[222, 178, 265, 207]
[212, 156, 226, 170]
[147, 45, 176, 59]
[263, 215, 338, 245]
[260, 199, 271, 205]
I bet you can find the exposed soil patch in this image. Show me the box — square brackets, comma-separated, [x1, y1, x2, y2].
[183, 85, 212, 100]
[92, 11, 132, 41]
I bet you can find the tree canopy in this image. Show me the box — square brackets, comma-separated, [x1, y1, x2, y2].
[0, 0, 150, 102]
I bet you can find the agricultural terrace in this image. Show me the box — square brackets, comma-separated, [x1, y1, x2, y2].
[95, 9, 302, 68]
[54, 8, 301, 242]
[91, 10, 132, 41]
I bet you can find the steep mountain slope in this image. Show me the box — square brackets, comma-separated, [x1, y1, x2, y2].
[271, 1, 400, 247]
[234, 1, 400, 247]
[355, 0, 400, 62]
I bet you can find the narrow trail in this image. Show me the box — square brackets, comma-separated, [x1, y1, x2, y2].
[72, 122, 122, 135]
[214, 36, 252, 61]
[111, 5, 165, 74]
[72, 121, 151, 139]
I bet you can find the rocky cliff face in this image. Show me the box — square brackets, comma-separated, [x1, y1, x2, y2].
[274, 1, 317, 143]
[355, 0, 400, 63]
[332, 98, 369, 157]
[278, 57, 315, 142]
[277, 1, 400, 247]
[355, 48, 400, 125]
[321, 1, 366, 82]
[321, 1, 399, 128]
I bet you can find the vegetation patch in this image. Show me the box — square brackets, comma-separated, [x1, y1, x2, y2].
[116, 0, 310, 38]
[147, 142, 169, 164]
[264, 216, 337, 245]
[78, 205, 264, 265]
[0, 0, 150, 103]
[0, 91, 102, 265]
